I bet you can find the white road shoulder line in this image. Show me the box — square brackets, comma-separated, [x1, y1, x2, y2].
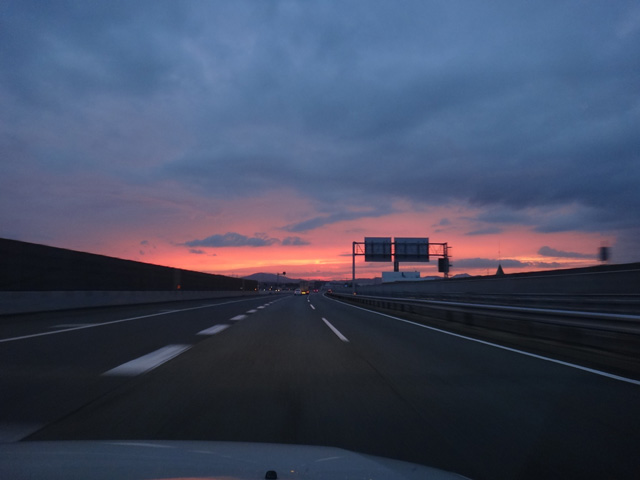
[102, 344, 191, 377]
[198, 324, 230, 335]
[49, 324, 96, 329]
[331, 298, 640, 386]
[322, 318, 349, 343]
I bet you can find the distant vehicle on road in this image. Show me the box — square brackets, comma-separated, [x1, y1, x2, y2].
[294, 289, 301, 295]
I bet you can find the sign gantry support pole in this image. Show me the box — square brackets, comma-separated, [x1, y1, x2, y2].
[352, 241, 356, 295]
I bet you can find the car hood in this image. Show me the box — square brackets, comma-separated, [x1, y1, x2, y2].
[0, 440, 471, 479]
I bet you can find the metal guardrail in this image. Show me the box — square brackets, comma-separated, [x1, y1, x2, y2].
[400, 293, 640, 315]
[328, 292, 640, 358]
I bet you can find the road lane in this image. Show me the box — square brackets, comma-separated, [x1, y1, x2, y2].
[315, 293, 640, 478]
[27, 293, 472, 473]
[0, 295, 282, 441]
[3, 293, 639, 479]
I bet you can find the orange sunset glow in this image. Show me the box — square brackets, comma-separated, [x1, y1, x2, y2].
[75, 199, 610, 281]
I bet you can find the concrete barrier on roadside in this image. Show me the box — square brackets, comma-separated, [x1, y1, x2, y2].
[353, 263, 640, 297]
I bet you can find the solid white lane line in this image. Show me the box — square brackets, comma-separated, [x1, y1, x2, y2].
[230, 314, 247, 321]
[0, 298, 260, 344]
[49, 324, 96, 329]
[322, 318, 349, 343]
[102, 344, 191, 377]
[197, 324, 230, 335]
[331, 299, 640, 386]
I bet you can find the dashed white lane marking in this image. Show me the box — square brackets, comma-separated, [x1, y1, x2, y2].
[103, 344, 191, 377]
[322, 318, 349, 343]
[310, 305, 316, 310]
[246, 309, 258, 314]
[0, 298, 258, 344]
[257, 306, 265, 309]
[198, 324, 230, 335]
[230, 314, 247, 321]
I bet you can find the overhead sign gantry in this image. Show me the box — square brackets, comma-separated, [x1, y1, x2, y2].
[351, 237, 451, 293]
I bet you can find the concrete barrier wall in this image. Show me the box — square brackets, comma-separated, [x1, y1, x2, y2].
[0, 238, 262, 314]
[0, 290, 263, 315]
[353, 263, 640, 297]
[0, 238, 257, 292]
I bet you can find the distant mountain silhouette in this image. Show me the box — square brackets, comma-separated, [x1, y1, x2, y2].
[242, 272, 300, 283]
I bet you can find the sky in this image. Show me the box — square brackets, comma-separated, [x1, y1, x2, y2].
[1, 1, 639, 280]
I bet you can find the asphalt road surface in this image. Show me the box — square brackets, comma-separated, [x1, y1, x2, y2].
[1, 293, 638, 479]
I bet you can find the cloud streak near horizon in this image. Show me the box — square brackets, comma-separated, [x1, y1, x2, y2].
[1, 1, 639, 276]
[538, 246, 596, 259]
[184, 232, 309, 248]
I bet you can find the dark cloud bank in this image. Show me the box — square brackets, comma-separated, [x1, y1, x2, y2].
[2, 1, 639, 261]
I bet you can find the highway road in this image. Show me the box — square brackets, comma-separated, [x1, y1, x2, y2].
[1, 293, 639, 479]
